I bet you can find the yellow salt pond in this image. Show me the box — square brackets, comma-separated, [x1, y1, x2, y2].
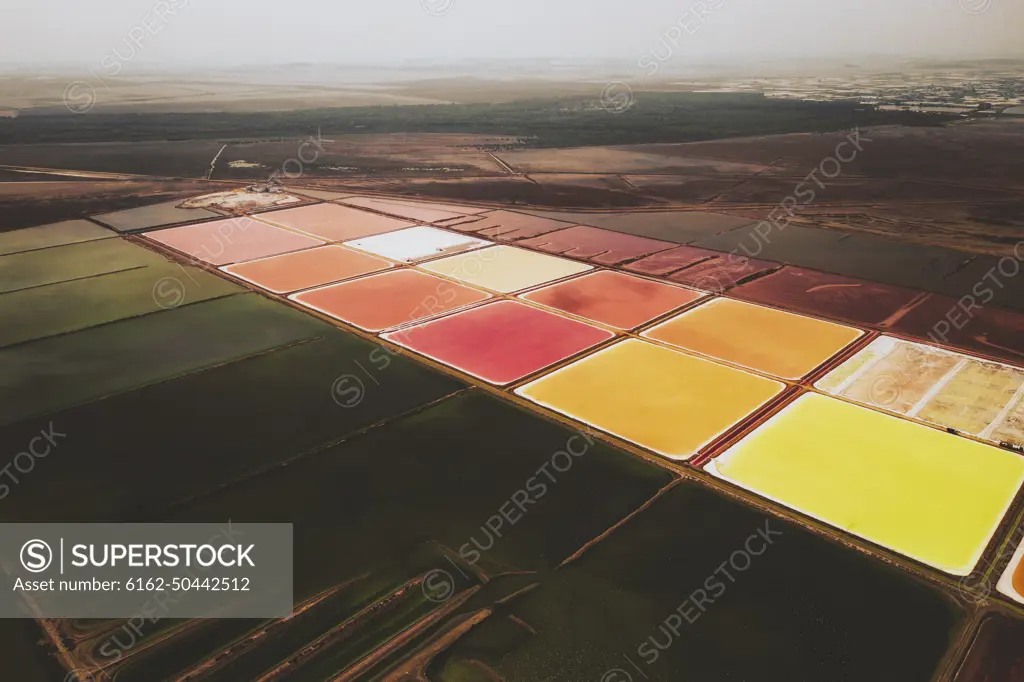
[419, 244, 591, 293]
[516, 338, 785, 460]
[708, 393, 1024, 576]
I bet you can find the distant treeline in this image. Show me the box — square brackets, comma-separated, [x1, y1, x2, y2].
[0, 93, 956, 147]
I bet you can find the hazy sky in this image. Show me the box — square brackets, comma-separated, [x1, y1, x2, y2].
[3, 0, 1021, 69]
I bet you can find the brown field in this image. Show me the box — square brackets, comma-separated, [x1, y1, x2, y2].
[0, 179, 226, 231]
[499, 146, 771, 175]
[656, 122, 1024, 191]
[0, 134, 517, 179]
[2, 120, 1023, 257]
[276, 121, 1024, 256]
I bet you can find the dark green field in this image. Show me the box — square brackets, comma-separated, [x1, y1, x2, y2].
[1, 93, 954, 147]
[431, 482, 962, 682]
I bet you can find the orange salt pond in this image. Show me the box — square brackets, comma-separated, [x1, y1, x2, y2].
[291, 269, 490, 332]
[643, 297, 863, 380]
[221, 245, 393, 293]
[997, 536, 1024, 605]
[521, 270, 705, 330]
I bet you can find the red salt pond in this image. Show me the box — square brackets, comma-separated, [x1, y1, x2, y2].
[884, 292, 1024, 365]
[221, 245, 393, 294]
[624, 245, 722, 276]
[384, 300, 614, 385]
[731, 266, 921, 326]
[518, 226, 676, 265]
[258, 203, 414, 241]
[668, 254, 777, 292]
[143, 217, 323, 266]
[449, 210, 578, 241]
[522, 270, 705, 330]
[291, 269, 490, 332]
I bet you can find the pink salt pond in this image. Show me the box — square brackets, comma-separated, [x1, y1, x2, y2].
[384, 300, 614, 385]
[340, 196, 485, 222]
[258, 203, 414, 242]
[624, 245, 722, 276]
[733, 266, 921, 327]
[143, 217, 323, 266]
[669, 254, 778, 292]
